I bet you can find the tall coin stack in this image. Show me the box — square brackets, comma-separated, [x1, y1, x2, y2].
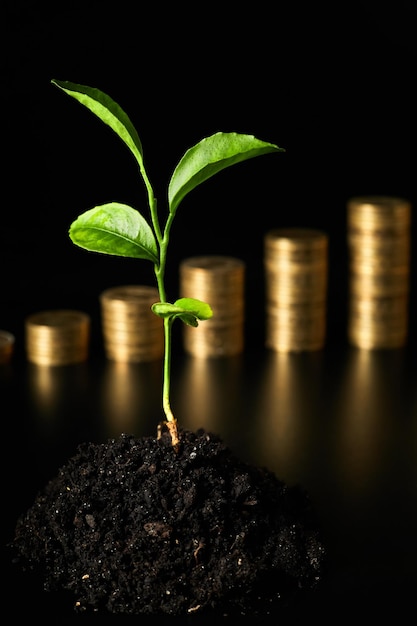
[347, 195, 411, 349]
[264, 228, 328, 352]
[100, 285, 164, 362]
[179, 255, 245, 358]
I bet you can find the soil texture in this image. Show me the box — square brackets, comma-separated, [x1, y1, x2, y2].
[10, 428, 326, 617]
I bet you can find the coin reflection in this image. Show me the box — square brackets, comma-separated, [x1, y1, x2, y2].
[253, 351, 322, 482]
[27, 363, 88, 418]
[174, 355, 244, 438]
[99, 360, 162, 438]
[25, 362, 91, 446]
[333, 348, 402, 497]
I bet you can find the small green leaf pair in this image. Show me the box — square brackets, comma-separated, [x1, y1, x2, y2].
[51, 79, 284, 444]
[152, 298, 213, 328]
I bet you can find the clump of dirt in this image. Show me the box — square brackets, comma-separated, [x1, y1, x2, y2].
[10, 428, 325, 617]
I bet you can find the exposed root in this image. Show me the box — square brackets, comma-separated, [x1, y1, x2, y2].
[157, 418, 180, 449]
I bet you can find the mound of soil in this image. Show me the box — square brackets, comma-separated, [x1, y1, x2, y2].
[10, 428, 325, 617]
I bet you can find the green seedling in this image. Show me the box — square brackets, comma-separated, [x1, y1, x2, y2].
[51, 79, 284, 447]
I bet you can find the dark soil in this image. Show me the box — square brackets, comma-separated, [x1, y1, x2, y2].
[10, 427, 326, 617]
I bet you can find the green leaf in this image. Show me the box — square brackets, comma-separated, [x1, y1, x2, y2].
[51, 79, 144, 170]
[152, 298, 213, 327]
[174, 298, 213, 320]
[69, 202, 158, 262]
[168, 132, 284, 215]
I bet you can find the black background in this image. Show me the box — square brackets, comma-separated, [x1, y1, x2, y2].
[4, 0, 417, 355]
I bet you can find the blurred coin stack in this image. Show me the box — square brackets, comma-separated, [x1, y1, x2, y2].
[100, 285, 164, 362]
[347, 195, 411, 349]
[179, 255, 245, 357]
[25, 309, 90, 366]
[264, 228, 328, 352]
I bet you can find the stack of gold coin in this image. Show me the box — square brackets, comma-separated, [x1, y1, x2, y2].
[264, 228, 328, 352]
[100, 285, 164, 362]
[347, 195, 411, 349]
[25, 310, 90, 366]
[179, 256, 245, 357]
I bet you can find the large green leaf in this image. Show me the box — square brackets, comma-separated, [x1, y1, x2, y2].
[69, 202, 158, 262]
[51, 79, 143, 169]
[168, 132, 284, 215]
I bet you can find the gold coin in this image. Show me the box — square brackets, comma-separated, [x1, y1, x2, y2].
[264, 229, 328, 300]
[264, 269, 327, 303]
[264, 228, 328, 264]
[100, 285, 159, 307]
[347, 196, 411, 234]
[103, 341, 164, 363]
[265, 317, 326, 352]
[179, 256, 245, 357]
[349, 295, 408, 320]
[348, 323, 407, 349]
[265, 301, 326, 353]
[349, 266, 409, 297]
[263, 229, 327, 351]
[182, 323, 244, 358]
[348, 293, 408, 349]
[100, 285, 163, 362]
[348, 243, 410, 273]
[180, 257, 245, 305]
[25, 310, 90, 366]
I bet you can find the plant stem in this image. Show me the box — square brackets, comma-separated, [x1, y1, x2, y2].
[162, 317, 179, 447]
[151, 201, 178, 444]
[141, 161, 179, 445]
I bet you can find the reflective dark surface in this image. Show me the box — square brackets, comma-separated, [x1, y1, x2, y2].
[3, 340, 417, 623]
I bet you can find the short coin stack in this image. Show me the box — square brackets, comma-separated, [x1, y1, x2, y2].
[25, 309, 90, 366]
[264, 228, 328, 352]
[347, 195, 411, 349]
[100, 285, 164, 362]
[179, 255, 245, 357]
